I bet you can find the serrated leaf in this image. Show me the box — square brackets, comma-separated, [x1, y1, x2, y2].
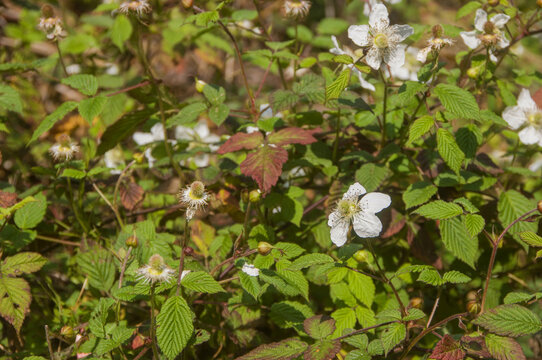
[485, 334, 525, 360]
[287, 254, 334, 271]
[355, 305, 376, 329]
[89, 298, 115, 338]
[119, 181, 144, 211]
[0, 84, 23, 114]
[0, 277, 31, 334]
[331, 307, 357, 338]
[79, 96, 107, 123]
[157, 296, 194, 359]
[402, 308, 426, 321]
[463, 214, 485, 237]
[208, 103, 229, 125]
[332, 54, 353, 64]
[519, 231, 542, 247]
[454, 197, 479, 213]
[433, 84, 480, 120]
[326, 69, 350, 101]
[166, 102, 207, 127]
[406, 115, 434, 145]
[403, 181, 437, 209]
[272, 90, 300, 112]
[1, 252, 46, 276]
[270, 301, 314, 329]
[397, 81, 427, 106]
[456, 1, 482, 19]
[61, 74, 98, 96]
[418, 269, 445, 286]
[202, 84, 226, 105]
[181, 271, 224, 294]
[236, 338, 308, 360]
[442, 270, 471, 284]
[240, 145, 288, 194]
[61, 168, 86, 179]
[303, 339, 341, 360]
[304, 315, 335, 340]
[78, 248, 115, 291]
[355, 163, 390, 193]
[267, 127, 319, 147]
[472, 304, 542, 337]
[94, 324, 134, 355]
[437, 128, 465, 174]
[498, 191, 537, 243]
[381, 322, 406, 356]
[414, 200, 463, 220]
[348, 271, 375, 307]
[110, 14, 132, 51]
[440, 217, 478, 268]
[28, 101, 78, 144]
[429, 334, 465, 360]
[503, 292, 537, 305]
[13, 194, 46, 229]
[217, 132, 263, 154]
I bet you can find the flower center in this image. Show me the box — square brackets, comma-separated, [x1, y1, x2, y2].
[373, 33, 389, 49]
[189, 181, 205, 200]
[337, 199, 358, 217]
[527, 112, 542, 126]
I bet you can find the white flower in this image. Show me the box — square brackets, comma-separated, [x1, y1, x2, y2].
[104, 147, 125, 175]
[49, 134, 79, 162]
[38, 17, 64, 40]
[136, 254, 175, 284]
[242, 263, 260, 277]
[175, 120, 220, 167]
[460, 9, 510, 51]
[179, 181, 209, 220]
[502, 89, 542, 146]
[348, 4, 414, 70]
[282, 0, 311, 19]
[389, 46, 419, 81]
[529, 158, 542, 172]
[133, 123, 165, 168]
[118, 0, 151, 16]
[330, 36, 375, 91]
[327, 182, 391, 247]
[363, 0, 401, 17]
[66, 64, 81, 75]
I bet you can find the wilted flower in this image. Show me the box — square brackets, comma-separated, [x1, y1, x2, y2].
[460, 9, 509, 52]
[136, 254, 174, 284]
[49, 134, 79, 162]
[282, 0, 311, 19]
[241, 263, 260, 277]
[179, 181, 209, 220]
[348, 4, 414, 70]
[330, 36, 375, 91]
[327, 182, 391, 247]
[363, 0, 402, 17]
[118, 0, 152, 16]
[502, 89, 542, 146]
[38, 5, 64, 40]
[417, 26, 453, 63]
[104, 147, 125, 174]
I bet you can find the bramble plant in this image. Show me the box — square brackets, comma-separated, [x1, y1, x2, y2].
[2, 0, 542, 359]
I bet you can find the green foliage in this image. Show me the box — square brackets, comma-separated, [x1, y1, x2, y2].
[414, 200, 463, 220]
[157, 296, 195, 359]
[473, 304, 542, 337]
[28, 101, 78, 144]
[61, 74, 99, 96]
[433, 83, 480, 120]
[437, 128, 465, 174]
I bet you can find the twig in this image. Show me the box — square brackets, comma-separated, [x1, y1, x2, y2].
[176, 218, 190, 296]
[73, 277, 88, 311]
[118, 247, 133, 289]
[45, 325, 54, 360]
[106, 80, 152, 98]
[210, 248, 257, 276]
[334, 321, 395, 341]
[36, 234, 81, 247]
[92, 182, 124, 228]
[426, 288, 441, 329]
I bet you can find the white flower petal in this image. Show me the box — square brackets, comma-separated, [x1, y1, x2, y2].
[390, 24, 414, 42]
[194, 121, 211, 139]
[144, 148, 156, 168]
[330, 217, 350, 247]
[180, 270, 191, 280]
[342, 182, 367, 201]
[175, 125, 195, 141]
[498, 35, 509, 49]
[359, 192, 391, 213]
[246, 126, 260, 134]
[242, 264, 260, 277]
[518, 126, 541, 145]
[417, 46, 432, 63]
[502, 105, 526, 130]
[193, 153, 210, 168]
[490, 14, 510, 28]
[330, 35, 345, 55]
[353, 212, 383, 238]
[517, 88, 538, 112]
[348, 25, 370, 47]
[489, 51, 498, 63]
[150, 123, 165, 141]
[384, 44, 406, 69]
[133, 132, 155, 145]
[529, 158, 542, 172]
[355, 69, 376, 91]
[460, 31, 481, 49]
[366, 47, 382, 70]
[369, 4, 390, 29]
[474, 9, 488, 32]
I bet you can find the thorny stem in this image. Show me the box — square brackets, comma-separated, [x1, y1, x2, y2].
[150, 284, 160, 360]
[210, 248, 258, 276]
[36, 234, 81, 247]
[480, 207, 538, 312]
[176, 218, 189, 296]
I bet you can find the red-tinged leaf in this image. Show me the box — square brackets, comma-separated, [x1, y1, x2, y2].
[120, 182, 145, 211]
[460, 334, 490, 358]
[304, 315, 335, 340]
[240, 145, 288, 194]
[131, 334, 145, 350]
[235, 337, 308, 360]
[217, 132, 264, 154]
[532, 88, 542, 108]
[0, 191, 17, 208]
[485, 334, 526, 360]
[430, 335, 465, 360]
[303, 339, 341, 360]
[267, 127, 319, 146]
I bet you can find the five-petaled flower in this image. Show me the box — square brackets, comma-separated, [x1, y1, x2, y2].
[460, 9, 509, 59]
[348, 4, 413, 70]
[502, 89, 542, 147]
[328, 182, 391, 247]
[136, 254, 175, 284]
[242, 263, 260, 277]
[329, 36, 375, 91]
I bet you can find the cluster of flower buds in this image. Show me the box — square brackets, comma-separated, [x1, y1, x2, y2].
[38, 5, 64, 41]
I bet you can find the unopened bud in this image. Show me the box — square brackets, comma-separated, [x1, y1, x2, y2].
[537, 200, 542, 214]
[488, 0, 500, 6]
[195, 78, 206, 93]
[182, 0, 194, 9]
[241, 190, 250, 203]
[60, 325, 75, 339]
[133, 152, 145, 163]
[466, 290, 478, 301]
[249, 190, 261, 203]
[467, 300, 481, 314]
[258, 241, 273, 255]
[431, 25, 443, 39]
[409, 297, 424, 309]
[353, 249, 373, 263]
[538, 0, 542, 7]
[41, 4, 55, 18]
[184, 246, 194, 256]
[190, 181, 205, 199]
[126, 235, 138, 248]
[467, 67, 480, 79]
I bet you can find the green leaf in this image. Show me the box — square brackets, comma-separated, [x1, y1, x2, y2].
[403, 181, 437, 209]
[498, 191, 537, 243]
[503, 292, 539, 305]
[235, 338, 308, 360]
[464, 214, 485, 237]
[402, 308, 426, 321]
[157, 296, 194, 360]
[417, 269, 445, 286]
[95, 324, 134, 355]
[331, 307, 357, 338]
[519, 231, 542, 247]
[13, 193, 46, 229]
[437, 128, 465, 174]
[61, 168, 86, 179]
[1, 252, 46, 276]
[208, 103, 229, 125]
[355, 305, 376, 329]
[414, 200, 463, 220]
[457, 1, 482, 19]
[442, 270, 471, 284]
[440, 216, 478, 268]
[433, 83, 480, 120]
[406, 115, 434, 145]
[61, 74, 99, 96]
[166, 103, 207, 127]
[239, 272, 261, 299]
[454, 197, 479, 213]
[381, 322, 406, 356]
[472, 304, 542, 337]
[28, 101, 78, 144]
[269, 301, 314, 329]
[181, 271, 224, 294]
[89, 298, 115, 338]
[304, 315, 335, 340]
[110, 14, 132, 51]
[317, 18, 349, 35]
[276, 265, 309, 300]
[348, 271, 375, 307]
[304, 340, 341, 360]
[485, 334, 526, 360]
[271, 90, 300, 112]
[332, 54, 354, 64]
[397, 81, 427, 106]
[287, 254, 334, 271]
[355, 163, 390, 193]
[77, 248, 115, 291]
[0, 277, 31, 334]
[326, 69, 350, 102]
[0, 84, 23, 114]
[203, 84, 226, 105]
[79, 96, 107, 123]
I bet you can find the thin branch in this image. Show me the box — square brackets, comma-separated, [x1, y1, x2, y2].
[45, 325, 54, 360]
[36, 234, 81, 247]
[334, 321, 395, 341]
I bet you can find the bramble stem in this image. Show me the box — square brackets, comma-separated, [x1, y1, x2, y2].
[334, 321, 394, 341]
[176, 218, 189, 296]
[55, 41, 68, 76]
[150, 284, 160, 360]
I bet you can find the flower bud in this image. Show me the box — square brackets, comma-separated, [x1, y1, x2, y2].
[488, 0, 500, 6]
[537, 200, 542, 214]
[467, 67, 480, 79]
[133, 152, 145, 163]
[431, 25, 443, 39]
[195, 78, 206, 93]
[467, 300, 481, 314]
[466, 290, 478, 301]
[258, 241, 273, 255]
[538, 0, 542, 7]
[184, 246, 194, 256]
[60, 325, 75, 339]
[182, 0, 194, 9]
[126, 235, 138, 248]
[409, 297, 424, 309]
[41, 4, 55, 18]
[249, 190, 261, 203]
[353, 249, 373, 263]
